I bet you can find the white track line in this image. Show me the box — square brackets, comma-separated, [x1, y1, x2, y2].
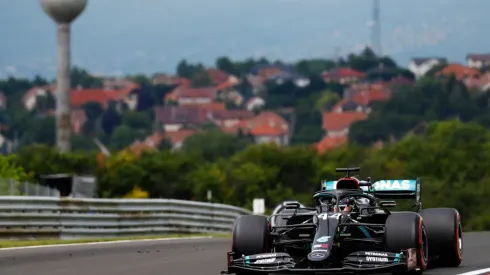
[0, 236, 213, 251]
[456, 268, 490, 275]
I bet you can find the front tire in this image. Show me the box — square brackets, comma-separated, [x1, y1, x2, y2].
[385, 212, 428, 274]
[420, 208, 462, 267]
[232, 215, 269, 257]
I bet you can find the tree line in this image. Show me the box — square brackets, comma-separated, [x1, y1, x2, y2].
[1, 118, 490, 231]
[349, 75, 490, 144]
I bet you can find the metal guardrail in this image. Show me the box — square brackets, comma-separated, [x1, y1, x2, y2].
[0, 180, 60, 197]
[0, 196, 252, 240]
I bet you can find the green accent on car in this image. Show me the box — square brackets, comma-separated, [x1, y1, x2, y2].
[358, 226, 371, 237]
[393, 253, 400, 263]
[244, 256, 250, 265]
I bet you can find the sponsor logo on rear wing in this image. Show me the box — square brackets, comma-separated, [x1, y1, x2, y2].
[322, 179, 418, 193]
[321, 178, 421, 205]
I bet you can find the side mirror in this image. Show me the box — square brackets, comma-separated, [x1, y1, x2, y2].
[284, 202, 301, 209]
[380, 201, 396, 207]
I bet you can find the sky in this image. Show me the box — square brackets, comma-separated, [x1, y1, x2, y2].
[0, 0, 488, 78]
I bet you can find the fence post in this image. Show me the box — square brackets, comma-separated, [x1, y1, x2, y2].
[9, 178, 13, 195]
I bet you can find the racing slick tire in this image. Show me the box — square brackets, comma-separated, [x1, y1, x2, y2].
[385, 212, 428, 274]
[232, 215, 269, 258]
[420, 208, 462, 267]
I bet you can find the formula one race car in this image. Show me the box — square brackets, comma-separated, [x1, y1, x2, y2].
[222, 167, 463, 274]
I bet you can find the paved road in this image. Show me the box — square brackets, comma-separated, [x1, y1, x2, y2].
[0, 233, 488, 275]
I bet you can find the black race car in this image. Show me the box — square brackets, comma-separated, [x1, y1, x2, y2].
[222, 167, 463, 274]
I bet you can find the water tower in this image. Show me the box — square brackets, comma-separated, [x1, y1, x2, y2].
[39, 0, 88, 152]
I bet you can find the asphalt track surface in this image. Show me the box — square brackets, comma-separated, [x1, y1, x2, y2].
[0, 233, 489, 275]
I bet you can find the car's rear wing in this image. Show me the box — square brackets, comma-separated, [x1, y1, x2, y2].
[372, 179, 418, 197]
[372, 178, 422, 212]
[321, 178, 422, 211]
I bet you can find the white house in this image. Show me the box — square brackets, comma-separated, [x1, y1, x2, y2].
[245, 97, 265, 111]
[22, 87, 54, 111]
[467, 54, 490, 69]
[408, 58, 447, 78]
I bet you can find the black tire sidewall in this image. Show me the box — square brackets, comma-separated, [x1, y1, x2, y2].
[420, 208, 462, 267]
[385, 212, 427, 272]
[232, 215, 269, 257]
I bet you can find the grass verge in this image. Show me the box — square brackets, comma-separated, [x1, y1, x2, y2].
[0, 233, 231, 248]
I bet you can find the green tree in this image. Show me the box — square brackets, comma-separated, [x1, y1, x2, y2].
[127, 74, 151, 86]
[216, 56, 237, 76]
[315, 90, 341, 111]
[101, 103, 121, 135]
[294, 59, 336, 75]
[82, 102, 104, 121]
[70, 67, 103, 88]
[19, 116, 56, 147]
[121, 111, 153, 131]
[349, 76, 488, 144]
[110, 125, 141, 150]
[181, 129, 252, 162]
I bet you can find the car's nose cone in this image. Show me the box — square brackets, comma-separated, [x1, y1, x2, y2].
[308, 251, 329, 262]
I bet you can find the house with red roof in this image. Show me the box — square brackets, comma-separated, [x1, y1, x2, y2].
[316, 111, 368, 153]
[351, 84, 391, 108]
[433, 63, 490, 92]
[257, 67, 284, 80]
[464, 72, 490, 91]
[322, 67, 366, 84]
[216, 77, 243, 106]
[323, 112, 368, 137]
[152, 74, 190, 87]
[198, 102, 226, 112]
[70, 89, 120, 108]
[317, 135, 348, 153]
[142, 129, 196, 151]
[437, 63, 480, 81]
[207, 69, 231, 86]
[317, 84, 389, 153]
[23, 82, 140, 111]
[154, 105, 211, 132]
[165, 86, 217, 105]
[329, 83, 391, 114]
[236, 111, 290, 146]
[210, 110, 255, 131]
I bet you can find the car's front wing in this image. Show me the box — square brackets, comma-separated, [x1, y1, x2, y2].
[221, 249, 419, 274]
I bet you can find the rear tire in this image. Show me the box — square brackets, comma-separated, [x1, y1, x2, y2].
[420, 208, 462, 267]
[232, 215, 269, 257]
[385, 212, 428, 274]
